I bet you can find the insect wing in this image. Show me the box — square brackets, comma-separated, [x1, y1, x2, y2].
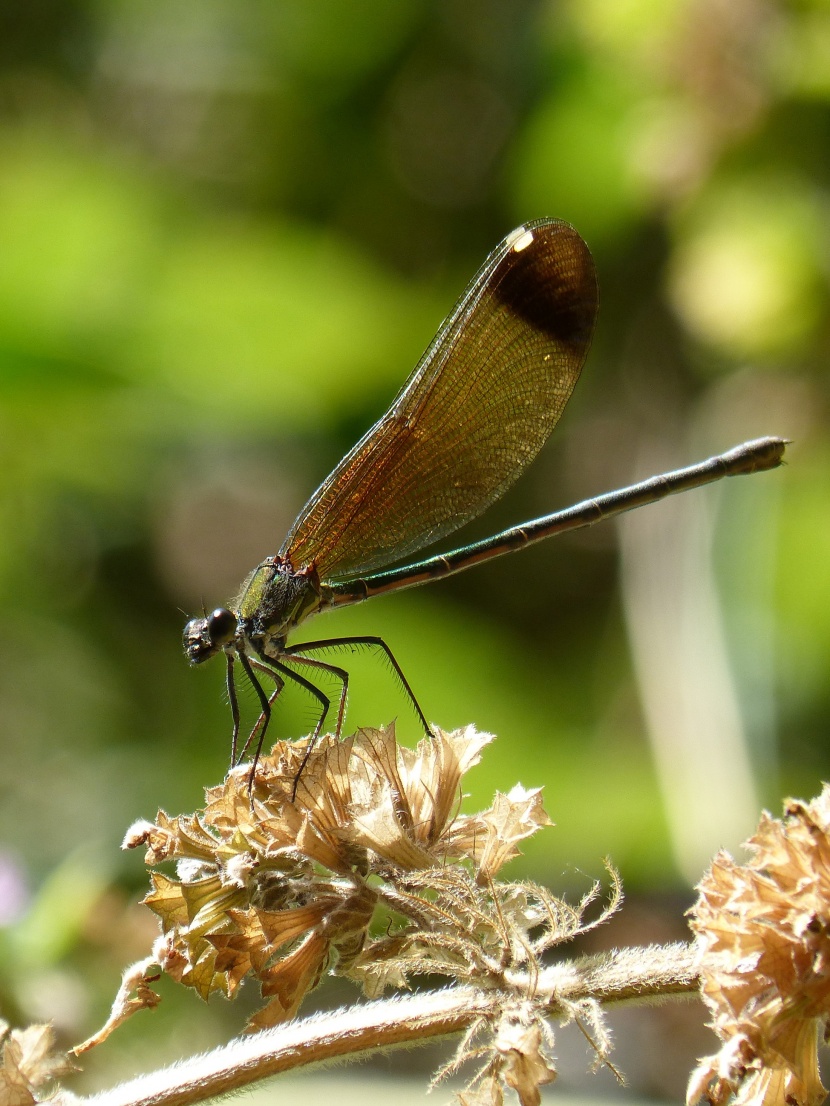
[282, 219, 598, 582]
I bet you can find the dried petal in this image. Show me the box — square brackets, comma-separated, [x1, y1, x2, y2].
[251, 931, 330, 1029]
[495, 1011, 557, 1106]
[1, 1022, 75, 1104]
[459, 786, 552, 878]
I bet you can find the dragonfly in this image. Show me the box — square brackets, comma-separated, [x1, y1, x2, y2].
[183, 218, 785, 772]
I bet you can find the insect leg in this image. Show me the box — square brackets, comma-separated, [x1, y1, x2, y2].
[285, 636, 431, 736]
[236, 652, 279, 782]
[238, 658, 285, 764]
[280, 651, 350, 739]
[268, 659, 335, 799]
[226, 652, 241, 765]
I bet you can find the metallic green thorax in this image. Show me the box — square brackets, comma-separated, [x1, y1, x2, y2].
[236, 558, 324, 657]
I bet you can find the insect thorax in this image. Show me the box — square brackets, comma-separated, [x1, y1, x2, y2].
[235, 557, 322, 656]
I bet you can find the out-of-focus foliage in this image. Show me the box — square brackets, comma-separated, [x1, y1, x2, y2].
[0, 0, 827, 1097]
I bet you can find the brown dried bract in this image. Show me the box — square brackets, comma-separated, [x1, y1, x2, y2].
[689, 785, 830, 1106]
[104, 724, 566, 1034]
[0, 1022, 76, 1106]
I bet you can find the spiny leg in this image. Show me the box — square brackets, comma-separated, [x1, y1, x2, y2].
[269, 658, 335, 799]
[238, 658, 285, 764]
[237, 653, 276, 782]
[226, 653, 241, 765]
[280, 651, 350, 739]
[284, 635, 431, 736]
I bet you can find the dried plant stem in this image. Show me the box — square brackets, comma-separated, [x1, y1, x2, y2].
[64, 942, 698, 1106]
[561, 940, 699, 1005]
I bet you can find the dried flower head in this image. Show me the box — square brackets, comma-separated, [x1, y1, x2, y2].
[77, 724, 579, 1049]
[688, 785, 830, 1106]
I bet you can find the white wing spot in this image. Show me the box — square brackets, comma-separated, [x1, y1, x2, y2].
[507, 226, 534, 253]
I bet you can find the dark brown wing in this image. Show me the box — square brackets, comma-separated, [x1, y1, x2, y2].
[281, 219, 598, 582]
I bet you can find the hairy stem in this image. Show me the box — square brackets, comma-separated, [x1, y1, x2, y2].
[60, 942, 698, 1106]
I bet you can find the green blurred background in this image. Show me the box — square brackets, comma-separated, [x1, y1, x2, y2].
[0, 0, 828, 1099]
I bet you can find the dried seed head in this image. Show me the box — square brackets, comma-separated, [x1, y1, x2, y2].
[105, 724, 573, 1034]
[688, 785, 830, 1106]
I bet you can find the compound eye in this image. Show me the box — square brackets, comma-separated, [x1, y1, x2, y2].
[207, 608, 237, 645]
